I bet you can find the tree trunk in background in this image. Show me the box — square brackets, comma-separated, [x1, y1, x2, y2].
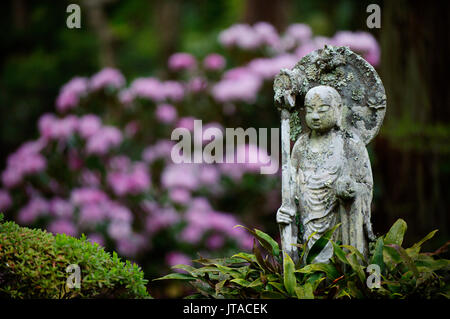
[375, 0, 449, 246]
[243, 0, 292, 31]
[153, 0, 181, 68]
[83, 0, 116, 67]
[12, 0, 27, 30]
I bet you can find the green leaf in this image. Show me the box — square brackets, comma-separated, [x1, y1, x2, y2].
[254, 229, 280, 257]
[306, 223, 341, 264]
[348, 253, 366, 284]
[247, 277, 264, 289]
[406, 230, 438, 258]
[153, 273, 197, 281]
[370, 237, 385, 274]
[283, 252, 296, 297]
[214, 264, 243, 279]
[386, 244, 419, 278]
[231, 252, 257, 264]
[215, 279, 227, 294]
[230, 278, 251, 287]
[268, 281, 287, 294]
[171, 264, 198, 277]
[234, 225, 275, 256]
[295, 283, 314, 299]
[332, 242, 349, 265]
[296, 263, 339, 281]
[384, 219, 407, 246]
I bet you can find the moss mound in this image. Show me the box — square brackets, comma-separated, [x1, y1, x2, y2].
[0, 214, 150, 298]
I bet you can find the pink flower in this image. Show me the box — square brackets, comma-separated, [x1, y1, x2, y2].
[50, 197, 73, 218]
[70, 188, 108, 206]
[86, 126, 123, 155]
[146, 206, 180, 233]
[203, 53, 226, 70]
[156, 104, 177, 124]
[116, 234, 148, 257]
[108, 220, 131, 240]
[168, 53, 196, 71]
[48, 219, 77, 236]
[219, 24, 261, 49]
[56, 77, 88, 112]
[162, 81, 185, 101]
[90, 67, 125, 91]
[17, 197, 49, 225]
[78, 114, 102, 139]
[332, 31, 380, 66]
[176, 116, 196, 131]
[247, 54, 298, 79]
[79, 169, 101, 187]
[161, 163, 199, 190]
[142, 140, 175, 163]
[284, 23, 312, 45]
[206, 233, 225, 250]
[0, 189, 12, 211]
[168, 187, 191, 204]
[212, 67, 262, 103]
[129, 77, 165, 101]
[88, 233, 105, 246]
[107, 161, 150, 196]
[2, 140, 47, 188]
[187, 77, 207, 93]
[165, 251, 192, 269]
[199, 165, 220, 185]
[124, 121, 139, 138]
[253, 22, 280, 49]
[79, 203, 107, 225]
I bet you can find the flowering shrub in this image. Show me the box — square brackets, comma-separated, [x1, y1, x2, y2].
[0, 22, 380, 278]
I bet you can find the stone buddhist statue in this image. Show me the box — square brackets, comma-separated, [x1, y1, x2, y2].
[273, 45, 386, 264]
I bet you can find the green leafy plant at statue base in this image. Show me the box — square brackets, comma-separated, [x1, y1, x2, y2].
[155, 220, 449, 299]
[0, 214, 151, 298]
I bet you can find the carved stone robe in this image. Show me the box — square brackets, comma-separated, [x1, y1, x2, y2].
[291, 128, 374, 263]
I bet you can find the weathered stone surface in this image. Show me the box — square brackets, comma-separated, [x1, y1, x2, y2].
[274, 45, 386, 263]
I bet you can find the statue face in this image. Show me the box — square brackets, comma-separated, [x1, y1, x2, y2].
[304, 86, 341, 133]
[305, 94, 337, 133]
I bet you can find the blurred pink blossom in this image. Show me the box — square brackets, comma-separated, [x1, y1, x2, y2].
[48, 219, 77, 236]
[203, 53, 226, 70]
[78, 114, 102, 139]
[90, 67, 125, 91]
[108, 220, 132, 240]
[17, 197, 49, 224]
[168, 52, 196, 71]
[88, 233, 105, 246]
[161, 163, 199, 190]
[162, 81, 185, 101]
[188, 77, 208, 93]
[146, 206, 180, 233]
[2, 140, 47, 188]
[156, 104, 177, 124]
[168, 187, 191, 204]
[0, 189, 12, 211]
[70, 188, 108, 206]
[142, 140, 175, 163]
[86, 126, 123, 155]
[50, 197, 73, 218]
[332, 31, 380, 66]
[165, 251, 192, 268]
[206, 233, 225, 250]
[56, 77, 88, 112]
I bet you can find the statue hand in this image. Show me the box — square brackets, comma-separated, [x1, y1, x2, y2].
[276, 205, 296, 224]
[335, 176, 356, 200]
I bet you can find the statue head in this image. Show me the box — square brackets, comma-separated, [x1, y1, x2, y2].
[304, 85, 342, 133]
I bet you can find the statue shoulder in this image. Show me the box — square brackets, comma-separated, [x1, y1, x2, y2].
[292, 133, 309, 154]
